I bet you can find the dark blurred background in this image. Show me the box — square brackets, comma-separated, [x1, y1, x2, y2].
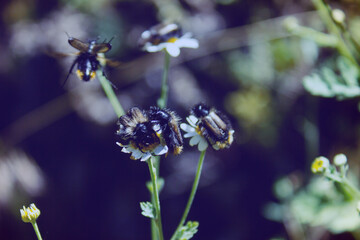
[1, 0, 360, 239]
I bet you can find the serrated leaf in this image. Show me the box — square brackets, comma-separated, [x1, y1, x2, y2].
[140, 201, 155, 219]
[303, 57, 360, 100]
[303, 73, 334, 97]
[175, 221, 199, 240]
[337, 57, 358, 87]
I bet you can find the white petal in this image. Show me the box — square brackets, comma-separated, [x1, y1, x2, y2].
[166, 44, 180, 57]
[153, 145, 168, 155]
[189, 135, 201, 146]
[140, 152, 152, 161]
[116, 142, 123, 147]
[198, 139, 208, 151]
[145, 44, 165, 52]
[180, 123, 195, 133]
[131, 149, 143, 160]
[175, 38, 199, 49]
[121, 147, 131, 153]
[212, 144, 220, 151]
[184, 132, 198, 138]
[141, 30, 151, 39]
[187, 115, 198, 127]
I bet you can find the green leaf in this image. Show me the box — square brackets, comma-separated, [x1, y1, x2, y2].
[303, 56, 360, 100]
[146, 177, 165, 194]
[303, 73, 334, 97]
[175, 221, 199, 240]
[140, 202, 155, 219]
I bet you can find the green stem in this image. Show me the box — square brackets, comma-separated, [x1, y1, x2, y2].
[97, 70, 125, 118]
[148, 157, 164, 240]
[325, 173, 360, 199]
[157, 51, 171, 109]
[31, 222, 43, 240]
[290, 25, 338, 47]
[312, 0, 359, 66]
[171, 150, 206, 240]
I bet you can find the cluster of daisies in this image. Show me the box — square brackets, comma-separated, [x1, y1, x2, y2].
[116, 103, 234, 161]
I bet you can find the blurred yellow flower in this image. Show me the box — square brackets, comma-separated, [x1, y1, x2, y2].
[20, 203, 40, 223]
[311, 156, 330, 174]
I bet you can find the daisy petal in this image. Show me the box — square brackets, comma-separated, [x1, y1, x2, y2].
[145, 44, 165, 52]
[166, 44, 180, 57]
[175, 38, 199, 49]
[184, 132, 198, 138]
[131, 149, 143, 160]
[189, 135, 201, 146]
[198, 139, 209, 151]
[180, 123, 195, 133]
[153, 145, 169, 155]
[121, 147, 131, 154]
[212, 144, 220, 151]
[140, 152, 152, 161]
[187, 115, 198, 126]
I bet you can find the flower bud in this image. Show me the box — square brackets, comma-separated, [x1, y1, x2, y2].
[311, 156, 330, 174]
[20, 203, 40, 223]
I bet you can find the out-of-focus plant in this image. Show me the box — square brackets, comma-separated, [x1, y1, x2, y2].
[265, 154, 360, 239]
[284, 0, 360, 104]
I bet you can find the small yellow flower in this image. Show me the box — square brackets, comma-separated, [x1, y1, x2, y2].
[20, 203, 40, 223]
[311, 156, 330, 174]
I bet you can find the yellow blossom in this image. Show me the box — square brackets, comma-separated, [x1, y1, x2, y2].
[311, 156, 330, 174]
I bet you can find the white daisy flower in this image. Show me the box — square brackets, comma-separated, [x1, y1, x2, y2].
[140, 23, 199, 57]
[116, 142, 168, 161]
[180, 115, 209, 151]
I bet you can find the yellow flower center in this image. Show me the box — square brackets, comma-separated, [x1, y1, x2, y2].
[167, 37, 178, 43]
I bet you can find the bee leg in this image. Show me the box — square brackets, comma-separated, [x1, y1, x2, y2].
[63, 60, 77, 87]
[100, 66, 118, 90]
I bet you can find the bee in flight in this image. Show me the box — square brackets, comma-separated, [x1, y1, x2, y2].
[60, 35, 116, 85]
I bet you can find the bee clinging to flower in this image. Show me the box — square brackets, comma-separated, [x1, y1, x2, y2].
[116, 107, 183, 161]
[147, 106, 183, 155]
[139, 23, 199, 57]
[181, 103, 234, 151]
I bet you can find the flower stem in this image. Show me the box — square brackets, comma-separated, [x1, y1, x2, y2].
[157, 51, 171, 109]
[148, 157, 164, 240]
[31, 222, 43, 240]
[97, 70, 125, 118]
[312, 0, 359, 67]
[171, 150, 206, 240]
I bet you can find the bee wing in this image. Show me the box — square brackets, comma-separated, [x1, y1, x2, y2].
[96, 55, 122, 68]
[91, 43, 112, 54]
[45, 50, 78, 59]
[202, 116, 225, 139]
[68, 37, 90, 52]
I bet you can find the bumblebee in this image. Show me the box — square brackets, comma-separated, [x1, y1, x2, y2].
[65, 36, 113, 84]
[147, 106, 183, 155]
[139, 23, 182, 48]
[116, 107, 183, 158]
[191, 103, 234, 150]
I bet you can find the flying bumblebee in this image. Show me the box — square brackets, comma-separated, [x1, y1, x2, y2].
[64, 36, 114, 84]
[191, 103, 234, 150]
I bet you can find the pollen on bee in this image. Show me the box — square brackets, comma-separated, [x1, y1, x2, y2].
[90, 71, 96, 80]
[76, 69, 84, 80]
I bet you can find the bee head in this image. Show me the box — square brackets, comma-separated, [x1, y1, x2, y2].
[148, 107, 171, 124]
[191, 103, 210, 118]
